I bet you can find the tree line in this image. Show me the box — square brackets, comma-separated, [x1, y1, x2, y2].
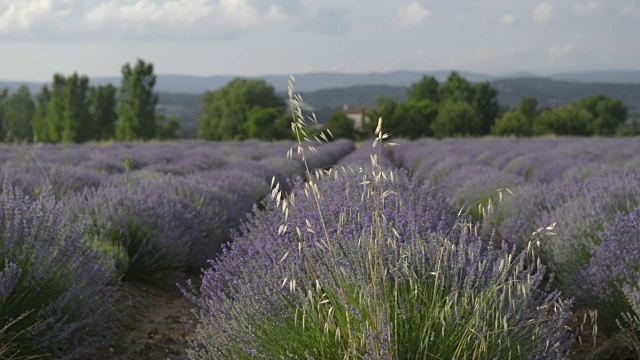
[4, 67, 633, 143]
[0, 59, 180, 143]
[198, 72, 636, 141]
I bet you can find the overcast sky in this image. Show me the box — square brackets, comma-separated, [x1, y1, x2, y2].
[0, 0, 638, 82]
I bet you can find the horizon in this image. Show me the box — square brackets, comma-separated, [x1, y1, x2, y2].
[1, 1, 639, 83]
[2, 68, 640, 85]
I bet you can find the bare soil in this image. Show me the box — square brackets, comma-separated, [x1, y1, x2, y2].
[98, 278, 196, 360]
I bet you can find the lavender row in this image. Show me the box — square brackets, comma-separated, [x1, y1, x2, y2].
[392, 137, 640, 333]
[186, 163, 574, 358]
[0, 139, 355, 358]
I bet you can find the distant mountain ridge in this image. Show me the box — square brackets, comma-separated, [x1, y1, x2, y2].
[3, 69, 639, 95]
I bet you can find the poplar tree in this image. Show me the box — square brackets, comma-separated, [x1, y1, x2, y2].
[3, 85, 35, 142]
[116, 59, 158, 141]
[32, 85, 51, 142]
[89, 84, 117, 141]
[62, 73, 90, 143]
[45, 74, 67, 143]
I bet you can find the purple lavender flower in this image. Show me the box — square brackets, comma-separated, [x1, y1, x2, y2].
[0, 184, 119, 359]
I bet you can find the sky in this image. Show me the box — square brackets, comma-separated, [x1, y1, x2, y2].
[0, 0, 639, 82]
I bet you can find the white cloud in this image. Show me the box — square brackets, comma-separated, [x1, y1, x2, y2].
[84, 0, 215, 27]
[83, 0, 289, 32]
[396, 1, 429, 27]
[574, 2, 600, 15]
[621, 5, 640, 18]
[472, 48, 490, 61]
[532, 3, 553, 24]
[548, 42, 576, 59]
[0, 0, 69, 35]
[265, 4, 288, 23]
[500, 14, 515, 25]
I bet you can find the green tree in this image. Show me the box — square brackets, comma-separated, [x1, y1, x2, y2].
[198, 78, 284, 140]
[431, 100, 481, 138]
[439, 72, 474, 104]
[0, 88, 8, 140]
[62, 73, 90, 143]
[157, 114, 181, 140]
[363, 96, 397, 136]
[492, 111, 531, 137]
[3, 85, 35, 142]
[390, 100, 438, 139]
[579, 95, 627, 136]
[532, 105, 593, 136]
[328, 112, 355, 140]
[45, 74, 67, 143]
[89, 84, 117, 141]
[407, 75, 440, 103]
[473, 81, 499, 134]
[32, 85, 51, 143]
[116, 59, 158, 141]
[244, 107, 285, 140]
[492, 98, 538, 137]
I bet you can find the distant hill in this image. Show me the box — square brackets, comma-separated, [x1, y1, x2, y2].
[492, 77, 640, 118]
[3, 69, 640, 95]
[549, 70, 640, 84]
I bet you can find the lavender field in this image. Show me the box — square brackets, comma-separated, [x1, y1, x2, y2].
[2, 136, 640, 359]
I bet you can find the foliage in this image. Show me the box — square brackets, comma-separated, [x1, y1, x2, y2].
[157, 114, 182, 140]
[431, 100, 481, 138]
[198, 78, 284, 140]
[389, 99, 438, 139]
[327, 111, 355, 140]
[32, 85, 50, 143]
[116, 59, 158, 141]
[492, 97, 538, 137]
[2, 85, 35, 142]
[244, 107, 289, 140]
[62, 73, 91, 143]
[407, 75, 439, 103]
[44, 74, 67, 143]
[89, 84, 118, 141]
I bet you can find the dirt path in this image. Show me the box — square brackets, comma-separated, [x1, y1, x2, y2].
[102, 279, 196, 360]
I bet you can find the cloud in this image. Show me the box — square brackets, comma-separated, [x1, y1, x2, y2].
[79, 0, 292, 39]
[621, 5, 640, 18]
[500, 14, 515, 25]
[0, 0, 70, 35]
[573, 1, 600, 15]
[396, 1, 429, 27]
[532, 3, 553, 24]
[84, 0, 215, 27]
[548, 42, 576, 59]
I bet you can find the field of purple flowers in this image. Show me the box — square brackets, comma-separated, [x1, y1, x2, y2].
[2, 135, 640, 359]
[0, 139, 354, 359]
[392, 137, 640, 355]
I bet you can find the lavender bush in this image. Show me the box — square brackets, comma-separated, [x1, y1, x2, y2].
[66, 182, 202, 285]
[186, 161, 574, 359]
[0, 185, 118, 359]
[185, 80, 574, 359]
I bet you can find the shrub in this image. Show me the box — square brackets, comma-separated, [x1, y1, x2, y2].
[0, 185, 118, 359]
[67, 183, 202, 284]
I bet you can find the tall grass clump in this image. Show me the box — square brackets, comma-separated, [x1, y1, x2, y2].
[185, 76, 574, 359]
[0, 184, 119, 359]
